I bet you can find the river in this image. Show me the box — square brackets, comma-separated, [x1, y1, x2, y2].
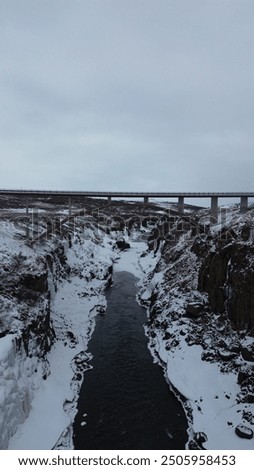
[73, 268, 188, 450]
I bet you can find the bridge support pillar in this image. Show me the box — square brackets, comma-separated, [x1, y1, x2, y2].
[108, 196, 112, 204]
[178, 196, 184, 213]
[221, 207, 227, 227]
[210, 196, 218, 224]
[25, 199, 29, 239]
[240, 196, 248, 212]
[144, 196, 149, 204]
[68, 197, 72, 216]
[32, 208, 39, 239]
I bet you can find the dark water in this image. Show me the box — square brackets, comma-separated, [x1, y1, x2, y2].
[73, 271, 188, 450]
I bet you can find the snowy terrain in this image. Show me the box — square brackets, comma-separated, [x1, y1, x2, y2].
[1, 201, 254, 450]
[139, 207, 254, 450]
[0, 214, 116, 450]
[6, 238, 157, 450]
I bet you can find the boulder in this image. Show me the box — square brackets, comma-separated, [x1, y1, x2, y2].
[244, 394, 254, 403]
[115, 239, 130, 250]
[201, 351, 216, 362]
[186, 302, 204, 318]
[242, 411, 254, 425]
[218, 349, 238, 361]
[241, 345, 254, 362]
[98, 306, 106, 315]
[235, 424, 253, 439]
[0, 329, 8, 338]
[237, 365, 254, 385]
[21, 272, 48, 292]
[194, 432, 208, 447]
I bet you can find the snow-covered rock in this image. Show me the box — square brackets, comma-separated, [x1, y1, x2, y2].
[0, 212, 116, 449]
[2, 199, 254, 451]
[139, 206, 254, 449]
[235, 424, 253, 439]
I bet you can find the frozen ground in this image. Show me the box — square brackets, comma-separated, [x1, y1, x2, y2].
[7, 240, 156, 450]
[156, 332, 254, 450]
[6, 230, 115, 450]
[139, 207, 254, 450]
[1, 204, 254, 450]
[93, 237, 254, 450]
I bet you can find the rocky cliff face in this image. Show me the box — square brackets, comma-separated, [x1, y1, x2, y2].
[1, 198, 254, 449]
[139, 206, 254, 448]
[0, 207, 116, 449]
[198, 241, 254, 335]
[0, 237, 72, 448]
[148, 208, 254, 337]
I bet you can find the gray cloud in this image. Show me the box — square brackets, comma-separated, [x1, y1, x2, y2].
[0, 0, 254, 192]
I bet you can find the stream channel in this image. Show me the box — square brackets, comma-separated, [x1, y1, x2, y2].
[73, 271, 188, 449]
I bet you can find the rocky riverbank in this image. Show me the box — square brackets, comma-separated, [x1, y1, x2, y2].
[1, 198, 254, 449]
[138, 206, 254, 449]
[0, 210, 115, 449]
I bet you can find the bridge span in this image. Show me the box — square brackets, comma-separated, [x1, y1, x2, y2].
[0, 189, 254, 222]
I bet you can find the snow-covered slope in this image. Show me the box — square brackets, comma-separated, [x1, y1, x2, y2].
[1, 201, 254, 450]
[139, 207, 254, 449]
[0, 215, 115, 450]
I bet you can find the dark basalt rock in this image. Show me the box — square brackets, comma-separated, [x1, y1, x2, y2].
[186, 302, 204, 318]
[218, 349, 238, 361]
[218, 227, 238, 241]
[201, 351, 216, 362]
[103, 265, 113, 287]
[98, 305, 106, 315]
[21, 273, 48, 292]
[195, 431, 208, 443]
[242, 411, 254, 425]
[188, 440, 200, 450]
[55, 245, 67, 264]
[0, 329, 9, 338]
[243, 394, 254, 403]
[67, 331, 76, 345]
[198, 242, 254, 335]
[192, 431, 208, 449]
[241, 224, 251, 241]
[115, 239, 130, 250]
[235, 424, 253, 439]
[163, 331, 171, 340]
[241, 345, 254, 362]
[237, 365, 254, 385]
[190, 237, 210, 258]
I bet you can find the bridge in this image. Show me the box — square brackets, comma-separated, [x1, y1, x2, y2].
[0, 189, 254, 222]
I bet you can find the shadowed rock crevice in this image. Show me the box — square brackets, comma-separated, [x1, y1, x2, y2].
[198, 243, 254, 335]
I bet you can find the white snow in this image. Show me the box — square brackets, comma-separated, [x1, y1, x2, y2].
[8, 342, 74, 450]
[112, 241, 254, 449]
[155, 333, 254, 449]
[0, 335, 13, 358]
[139, 212, 254, 450]
[8, 230, 112, 450]
[6, 238, 155, 450]
[2, 207, 254, 451]
[114, 241, 147, 278]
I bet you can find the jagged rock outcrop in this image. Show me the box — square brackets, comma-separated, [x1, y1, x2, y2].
[198, 242, 254, 335]
[0, 238, 73, 449]
[21, 273, 48, 292]
[115, 239, 130, 250]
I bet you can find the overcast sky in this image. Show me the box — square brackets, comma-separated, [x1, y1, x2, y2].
[0, 0, 254, 192]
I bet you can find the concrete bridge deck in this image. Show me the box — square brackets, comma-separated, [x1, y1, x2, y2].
[1, 189, 254, 198]
[0, 189, 253, 222]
